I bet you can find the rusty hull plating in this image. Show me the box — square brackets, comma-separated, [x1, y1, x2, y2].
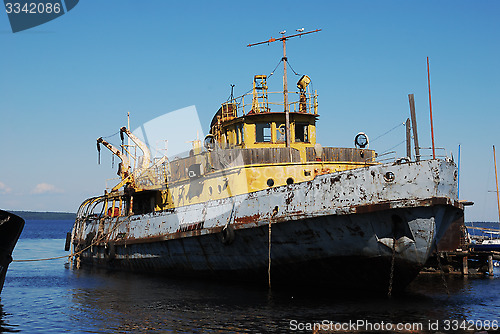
[70, 156, 462, 291]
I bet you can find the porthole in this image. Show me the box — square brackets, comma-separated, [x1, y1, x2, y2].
[384, 171, 395, 182]
[286, 177, 294, 185]
[209, 186, 213, 195]
[218, 185, 222, 193]
[267, 178, 274, 187]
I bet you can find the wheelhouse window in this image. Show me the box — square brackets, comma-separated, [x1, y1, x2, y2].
[256, 123, 271, 142]
[295, 123, 309, 142]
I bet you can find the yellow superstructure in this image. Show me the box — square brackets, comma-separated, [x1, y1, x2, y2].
[93, 74, 378, 219]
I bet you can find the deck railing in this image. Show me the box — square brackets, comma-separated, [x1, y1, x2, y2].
[220, 90, 318, 122]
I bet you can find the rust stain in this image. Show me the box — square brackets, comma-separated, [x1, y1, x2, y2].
[235, 213, 261, 225]
[330, 175, 341, 185]
[177, 221, 204, 233]
[355, 202, 392, 214]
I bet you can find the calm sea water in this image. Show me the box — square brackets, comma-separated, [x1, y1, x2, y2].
[1, 220, 499, 333]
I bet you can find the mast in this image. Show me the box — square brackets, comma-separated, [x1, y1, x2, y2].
[248, 29, 321, 147]
[282, 34, 290, 147]
[427, 57, 436, 159]
[494, 145, 500, 222]
[457, 144, 461, 199]
[127, 112, 131, 156]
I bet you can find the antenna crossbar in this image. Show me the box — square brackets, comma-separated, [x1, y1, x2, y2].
[247, 29, 321, 47]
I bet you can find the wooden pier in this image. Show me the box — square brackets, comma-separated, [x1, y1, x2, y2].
[422, 249, 498, 276]
[421, 211, 499, 276]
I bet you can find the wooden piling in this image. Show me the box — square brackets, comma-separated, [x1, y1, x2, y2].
[462, 256, 468, 275]
[408, 94, 420, 162]
[488, 255, 494, 276]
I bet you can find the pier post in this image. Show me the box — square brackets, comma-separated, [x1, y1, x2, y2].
[462, 256, 468, 275]
[488, 255, 494, 276]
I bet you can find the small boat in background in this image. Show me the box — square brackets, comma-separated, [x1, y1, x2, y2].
[0, 210, 24, 294]
[469, 145, 500, 254]
[469, 230, 500, 253]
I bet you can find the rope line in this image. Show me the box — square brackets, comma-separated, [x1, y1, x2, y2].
[381, 140, 406, 154]
[286, 60, 301, 76]
[268, 219, 272, 289]
[267, 59, 283, 78]
[387, 236, 396, 297]
[102, 131, 120, 139]
[371, 121, 405, 143]
[13, 255, 69, 262]
[434, 239, 450, 295]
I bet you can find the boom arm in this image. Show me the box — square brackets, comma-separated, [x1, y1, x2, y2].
[120, 127, 151, 170]
[97, 137, 131, 180]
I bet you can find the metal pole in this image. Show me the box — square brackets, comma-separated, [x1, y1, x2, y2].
[427, 57, 436, 159]
[458, 144, 461, 199]
[283, 39, 290, 147]
[127, 112, 131, 157]
[494, 145, 500, 223]
[406, 118, 411, 159]
[408, 94, 420, 162]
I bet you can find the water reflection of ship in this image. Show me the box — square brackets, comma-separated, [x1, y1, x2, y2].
[0, 210, 25, 294]
[68, 30, 463, 292]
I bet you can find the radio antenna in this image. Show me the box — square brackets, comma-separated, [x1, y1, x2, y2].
[247, 29, 321, 147]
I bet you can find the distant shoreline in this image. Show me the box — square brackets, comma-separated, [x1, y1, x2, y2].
[9, 211, 76, 220]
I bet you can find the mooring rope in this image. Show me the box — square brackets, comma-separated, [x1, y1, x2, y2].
[268, 219, 272, 289]
[13, 255, 70, 262]
[387, 236, 396, 297]
[268, 207, 279, 289]
[434, 239, 450, 295]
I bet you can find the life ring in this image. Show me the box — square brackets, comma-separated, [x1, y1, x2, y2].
[105, 241, 116, 261]
[220, 225, 235, 245]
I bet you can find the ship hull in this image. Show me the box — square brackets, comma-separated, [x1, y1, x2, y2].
[0, 210, 25, 294]
[72, 159, 463, 292]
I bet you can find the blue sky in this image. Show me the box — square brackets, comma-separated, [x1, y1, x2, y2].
[0, 1, 499, 221]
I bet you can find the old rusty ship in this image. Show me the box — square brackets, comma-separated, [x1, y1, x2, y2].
[68, 31, 463, 292]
